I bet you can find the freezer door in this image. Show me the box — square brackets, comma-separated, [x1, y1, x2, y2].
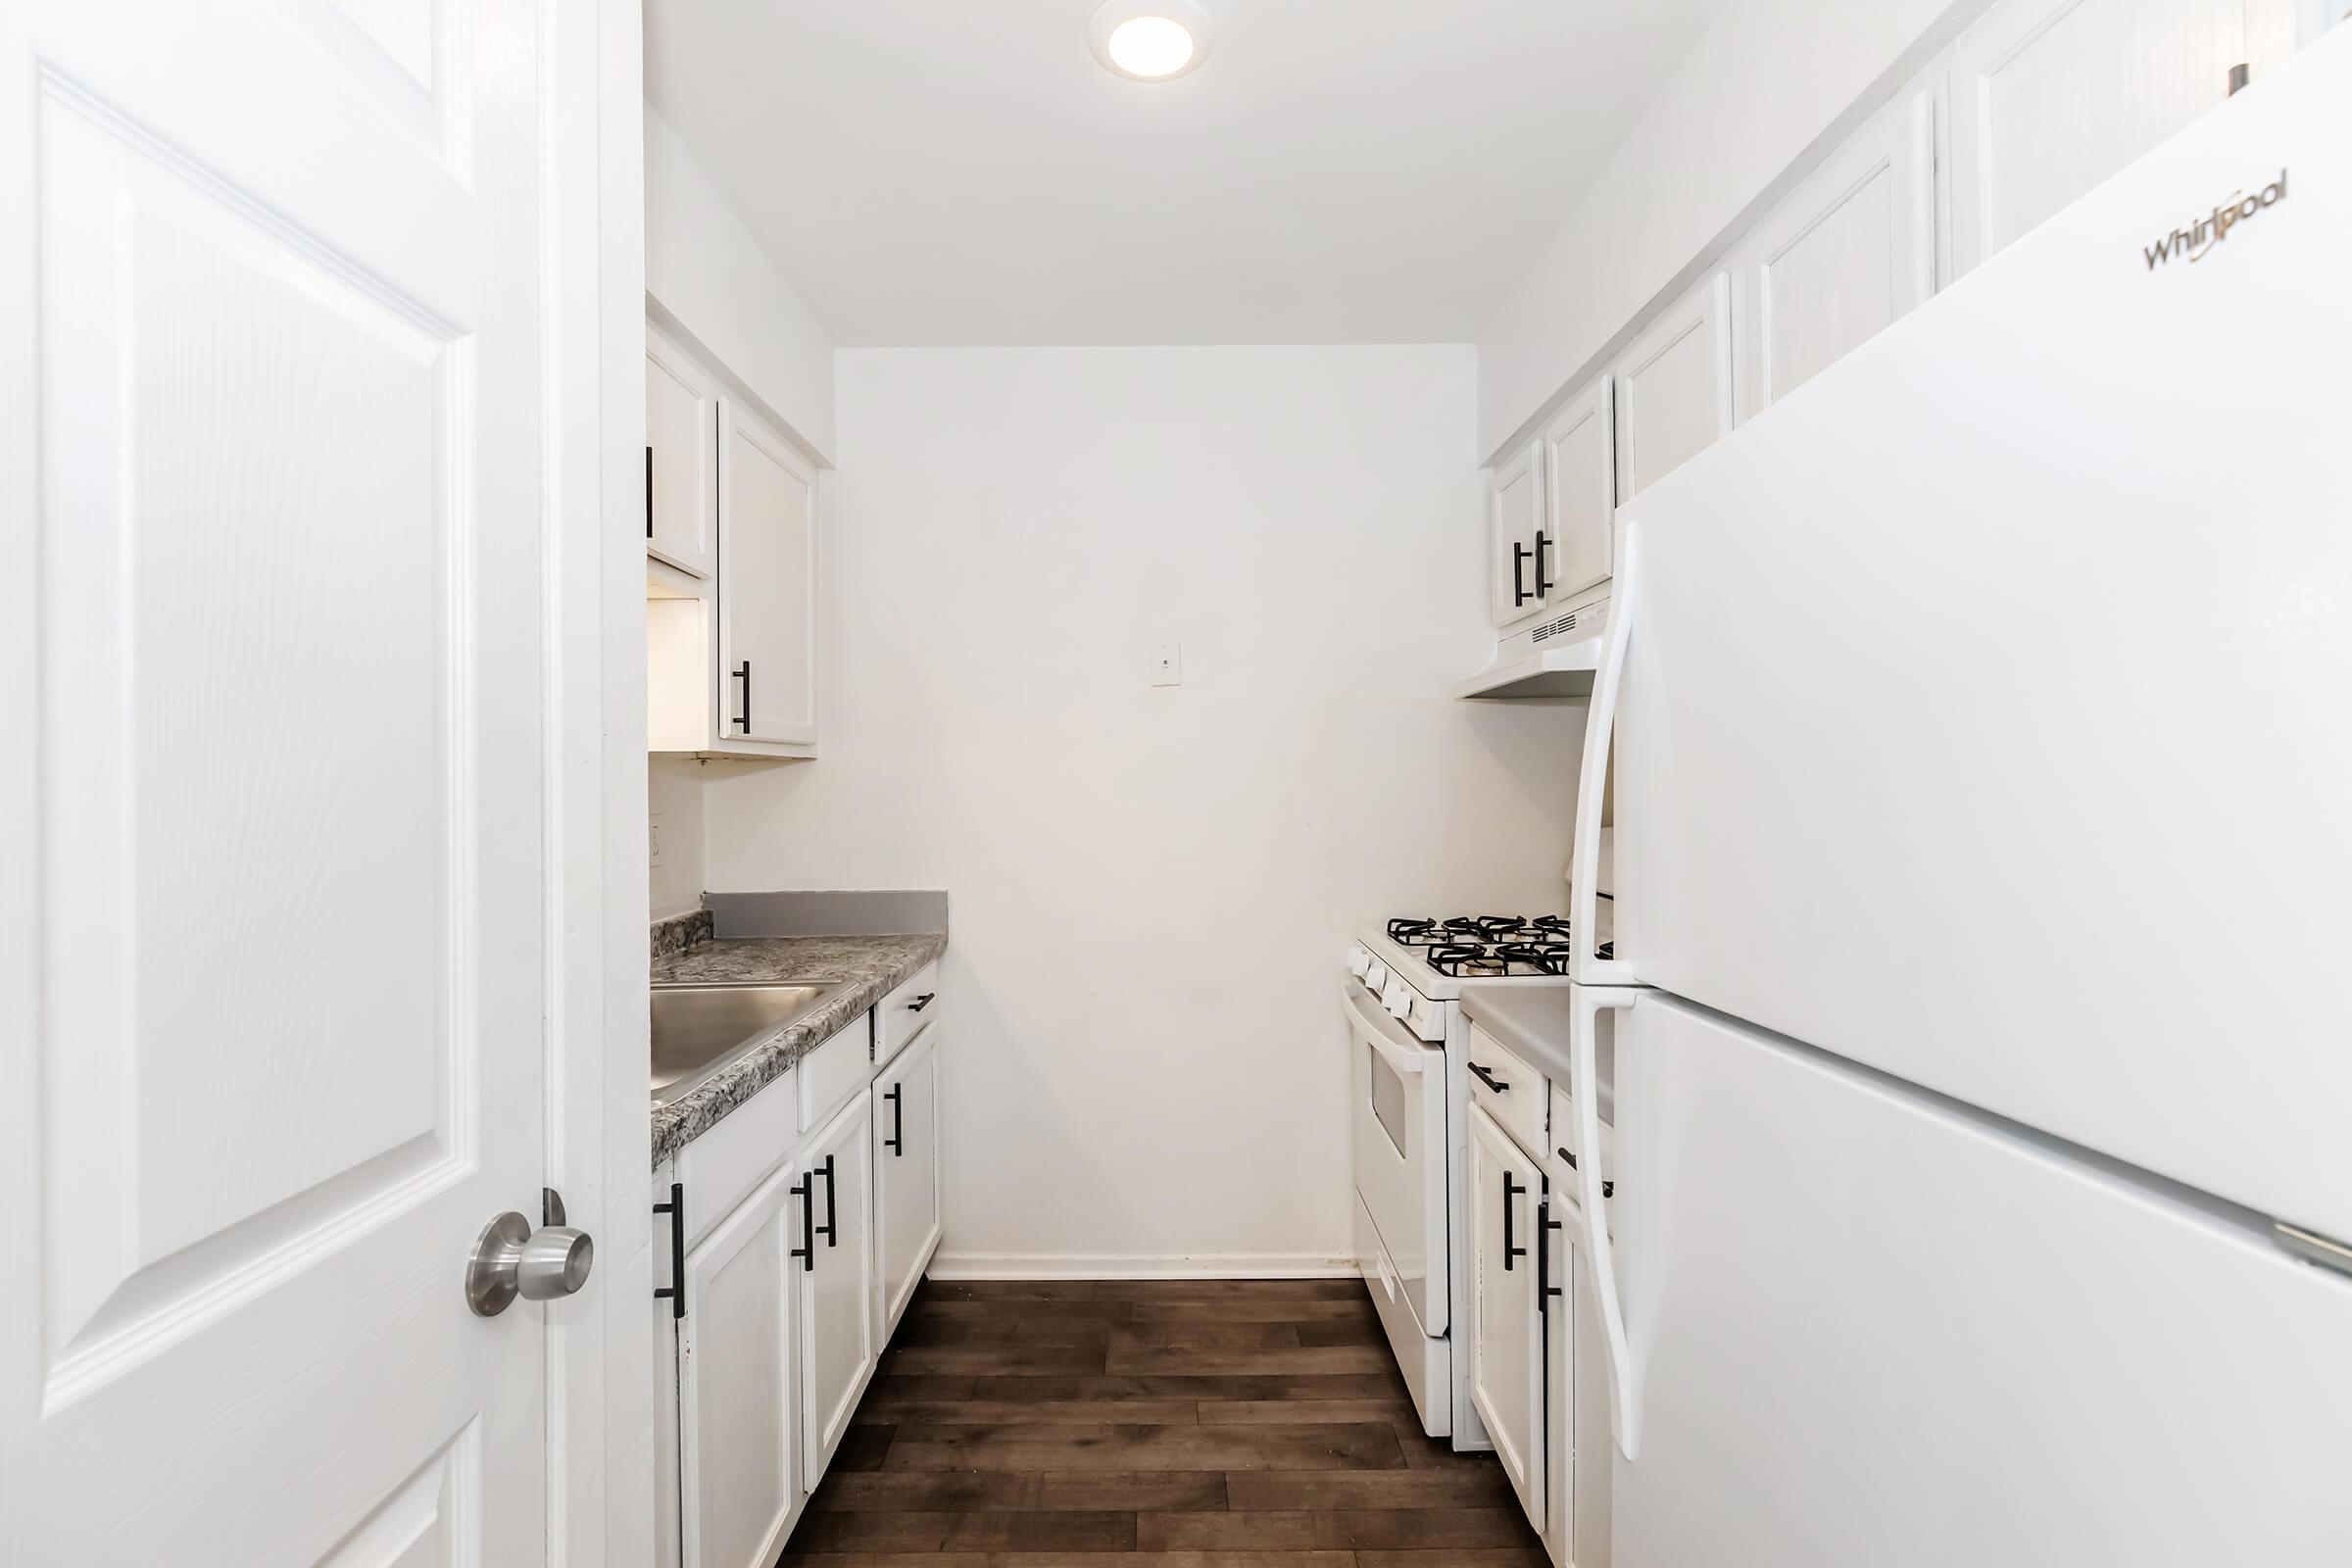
[1608, 994, 2352, 1567]
[1612, 33, 2352, 1238]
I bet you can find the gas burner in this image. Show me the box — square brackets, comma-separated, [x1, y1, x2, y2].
[1425, 944, 1510, 977]
[1494, 942, 1575, 976]
[1440, 917, 1491, 942]
[1528, 914, 1574, 939]
[1386, 917, 1439, 945]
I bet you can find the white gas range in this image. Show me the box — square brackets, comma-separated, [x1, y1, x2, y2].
[1344, 914, 1595, 1446]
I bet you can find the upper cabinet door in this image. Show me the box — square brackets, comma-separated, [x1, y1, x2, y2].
[647, 325, 717, 578]
[1738, 87, 1938, 416]
[717, 400, 819, 748]
[1489, 440, 1545, 627]
[1613, 272, 1735, 505]
[1541, 376, 1615, 606]
[1949, 0, 2293, 273]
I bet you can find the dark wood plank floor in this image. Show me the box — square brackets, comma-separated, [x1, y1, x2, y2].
[777, 1277, 1546, 1567]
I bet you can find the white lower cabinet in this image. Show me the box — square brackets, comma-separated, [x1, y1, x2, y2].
[797, 1086, 878, 1488]
[677, 1160, 805, 1568]
[1468, 1102, 1547, 1530]
[1544, 1149, 1612, 1568]
[656, 984, 948, 1563]
[873, 1024, 944, 1338]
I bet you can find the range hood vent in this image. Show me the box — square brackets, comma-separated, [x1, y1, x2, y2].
[1456, 594, 1609, 701]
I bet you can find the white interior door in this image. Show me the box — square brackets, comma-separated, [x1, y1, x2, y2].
[0, 0, 563, 1560]
[1608, 994, 2352, 1566]
[1610, 41, 2352, 1243]
[717, 399, 818, 746]
[873, 1027, 943, 1337]
[1467, 1105, 1544, 1529]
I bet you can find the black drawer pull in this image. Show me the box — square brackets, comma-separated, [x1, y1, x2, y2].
[1537, 1201, 1563, 1313]
[1533, 529, 1553, 597]
[907, 992, 936, 1013]
[885, 1083, 905, 1155]
[1502, 1173, 1528, 1270]
[1511, 541, 1534, 607]
[652, 1182, 686, 1318]
[816, 1152, 838, 1246]
[790, 1175, 813, 1265]
[1469, 1062, 1510, 1094]
[732, 661, 752, 733]
[645, 446, 655, 540]
[1558, 1147, 1614, 1200]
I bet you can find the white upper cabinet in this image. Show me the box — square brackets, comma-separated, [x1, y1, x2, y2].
[1738, 87, 1938, 416]
[1949, 0, 2299, 274]
[1489, 440, 1545, 627]
[1613, 271, 1735, 505]
[717, 398, 820, 749]
[647, 325, 717, 578]
[1540, 376, 1615, 607]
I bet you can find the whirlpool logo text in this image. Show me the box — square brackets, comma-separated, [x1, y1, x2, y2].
[2144, 170, 2289, 269]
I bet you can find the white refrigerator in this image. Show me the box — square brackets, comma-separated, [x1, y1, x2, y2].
[1560, 28, 2352, 1565]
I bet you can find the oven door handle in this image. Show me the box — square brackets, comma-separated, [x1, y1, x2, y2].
[1344, 981, 1435, 1075]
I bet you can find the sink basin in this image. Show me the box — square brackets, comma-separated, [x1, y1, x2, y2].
[651, 982, 846, 1107]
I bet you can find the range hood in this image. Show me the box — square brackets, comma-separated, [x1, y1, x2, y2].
[1457, 595, 1609, 700]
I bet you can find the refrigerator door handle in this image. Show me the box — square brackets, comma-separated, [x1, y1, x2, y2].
[1572, 519, 1639, 986]
[1575, 984, 1642, 1460]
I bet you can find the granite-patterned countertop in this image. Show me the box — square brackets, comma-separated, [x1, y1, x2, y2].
[650, 932, 945, 1167]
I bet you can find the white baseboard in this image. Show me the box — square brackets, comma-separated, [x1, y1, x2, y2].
[928, 1250, 1358, 1281]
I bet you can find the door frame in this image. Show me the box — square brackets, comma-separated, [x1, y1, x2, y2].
[552, 0, 654, 1561]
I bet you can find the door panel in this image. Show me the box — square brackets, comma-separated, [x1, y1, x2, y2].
[1611, 995, 2352, 1566]
[6, 0, 551, 1560]
[1740, 88, 1936, 413]
[717, 400, 817, 746]
[799, 1089, 876, 1488]
[1950, 0, 2259, 271]
[1489, 439, 1544, 626]
[1613, 274, 1733, 502]
[1611, 54, 2352, 1238]
[646, 326, 716, 576]
[1467, 1105, 1544, 1529]
[1542, 378, 1614, 604]
[679, 1164, 803, 1568]
[873, 1028, 943, 1337]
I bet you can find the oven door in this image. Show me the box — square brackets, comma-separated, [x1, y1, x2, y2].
[1347, 978, 1448, 1337]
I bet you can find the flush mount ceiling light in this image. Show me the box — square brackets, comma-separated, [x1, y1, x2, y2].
[1090, 0, 1212, 81]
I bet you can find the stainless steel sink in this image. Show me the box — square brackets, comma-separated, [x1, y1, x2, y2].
[651, 982, 846, 1107]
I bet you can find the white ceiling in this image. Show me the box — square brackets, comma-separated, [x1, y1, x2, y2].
[644, 1, 1730, 347]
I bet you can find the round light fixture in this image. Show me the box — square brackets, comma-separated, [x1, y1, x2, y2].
[1090, 0, 1212, 81]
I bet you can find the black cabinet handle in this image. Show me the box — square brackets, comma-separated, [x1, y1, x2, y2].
[732, 661, 751, 733]
[1537, 1201, 1563, 1315]
[1502, 1173, 1528, 1271]
[1511, 541, 1534, 607]
[652, 1182, 687, 1319]
[1469, 1061, 1510, 1094]
[816, 1152, 838, 1247]
[1534, 529, 1553, 597]
[885, 1084, 905, 1155]
[907, 992, 937, 1013]
[1561, 1148, 1614, 1200]
[645, 446, 655, 539]
[790, 1174, 813, 1265]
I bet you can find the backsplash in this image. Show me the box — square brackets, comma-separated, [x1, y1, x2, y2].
[651, 906, 713, 960]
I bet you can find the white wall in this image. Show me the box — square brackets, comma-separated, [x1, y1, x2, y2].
[702, 347, 1585, 1274]
[1477, 0, 1982, 461]
[648, 757, 706, 920]
[644, 103, 836, 463]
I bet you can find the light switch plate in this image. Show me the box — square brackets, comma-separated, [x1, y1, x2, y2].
[1151, 641, 1182, 687]
[649, 809, 666, 868]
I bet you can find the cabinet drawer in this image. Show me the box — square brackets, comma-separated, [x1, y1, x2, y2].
[1548, 1081, 1616, 1200]
[1467, 1021, 1549, 1159]
[874, 960, 940, 1070]
[674, 1064, 798, 1251]
[798, 1010, 874, 1132]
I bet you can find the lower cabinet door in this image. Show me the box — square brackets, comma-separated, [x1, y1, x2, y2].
[799, 1087, 877, 1490]
[873, 1026, 944, 1337]
[1469, 1103, 1546, 1530]
[677, 1162, 804, 1568]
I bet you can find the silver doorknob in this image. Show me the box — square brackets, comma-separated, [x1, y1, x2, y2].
[466, 1209, 595, 1317]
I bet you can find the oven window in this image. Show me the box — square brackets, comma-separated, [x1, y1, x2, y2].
[1369, 1042, 1409, 1159]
